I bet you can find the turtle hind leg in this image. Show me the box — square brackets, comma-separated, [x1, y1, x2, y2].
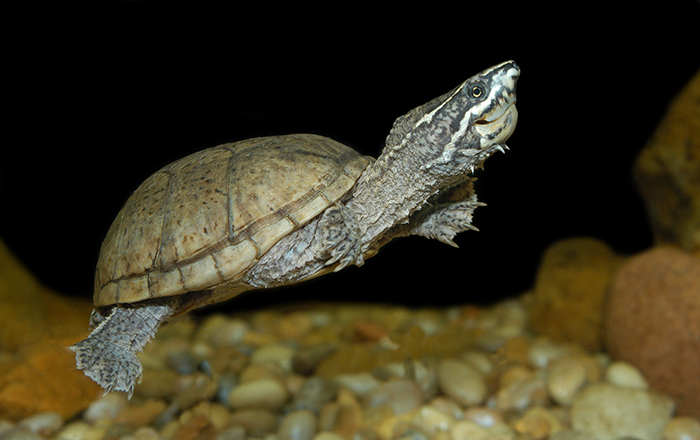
[69, 304, 172, 398]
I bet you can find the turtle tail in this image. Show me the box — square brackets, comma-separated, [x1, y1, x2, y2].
[69, 304, 172, 398]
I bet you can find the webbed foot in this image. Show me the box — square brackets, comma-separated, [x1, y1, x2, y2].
[317, 204, 364, 271]
[408, 179, 484, 247]
[69, 304, 172, 398]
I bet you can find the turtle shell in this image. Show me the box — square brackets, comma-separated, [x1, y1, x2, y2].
[94, 134, 371, 307]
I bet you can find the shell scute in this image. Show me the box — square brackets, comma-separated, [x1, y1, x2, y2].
[95, 134, 371, 307]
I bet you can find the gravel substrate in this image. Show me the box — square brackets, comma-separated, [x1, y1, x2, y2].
[1, 299, 699, 440]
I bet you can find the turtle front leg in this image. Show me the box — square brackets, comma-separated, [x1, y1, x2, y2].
[69, 304, 172, 398]
[408, 197, 483, 247]
[317, 204, 364, 271]
[388, 178, 485, 247]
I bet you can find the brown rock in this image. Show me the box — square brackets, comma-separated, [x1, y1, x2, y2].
[0, 342, 100, 421]
[0, 239, 94, 351]
[530, 237, 620, 351]
[603, 246, 700, 417]
[634, 67, 700, 252]
[0, 238, 100, 420]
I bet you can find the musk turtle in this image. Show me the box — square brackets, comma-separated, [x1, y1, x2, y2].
[71, 61, 520, 396]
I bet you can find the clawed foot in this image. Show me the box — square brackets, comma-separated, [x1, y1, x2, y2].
[69, 336, 143, 398]
[69, 305, 171, 398]
[317, 205, 364, 271]
[410, 197, 484, 247]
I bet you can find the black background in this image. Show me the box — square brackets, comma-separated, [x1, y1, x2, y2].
[4, 1, 700, 310]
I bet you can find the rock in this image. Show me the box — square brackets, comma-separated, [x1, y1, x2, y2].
[0, 427, 43, 440]
[605, 361, 648, 390]
[0, 239, 100, 421]
[450, 420, 489, 440]
[603, 246, 700, 417]
[437, 359, 487, 407]
[250, 343, 296, 372]
[530, 237, 620, 351]
[663, 417, 700, 440]
[17, 412, 63, 437]
[514, 407, 563, 440]
[276, 313, 314, 341]
[55, 421, 91, 440]
[83, 393, 128, 423]
[195, 315, 249, 347]
[228, 409, 278, 433]
[463, 407, 502, 429]
[0, 342, 100, 421]
[114, 399, 168, 427]
[228, 378, 288, 411]
[171, 413, 217, 440]
[365, 379, 423, 415]
[551, 430, 601, 440]
[546, 356, 591, 406]
[0, 239, 94, 352]
[633, 67, 700, 252]
[410, 404, 457, 434]
[313, 432, 346, 440]
[290, 377, 338, 413]
[332, 373, 380, 397]
[495, 367, 549, 412]
[292, 343, 338, 375]
[278, 410, 317, 440]
[571, 383, 674, 440]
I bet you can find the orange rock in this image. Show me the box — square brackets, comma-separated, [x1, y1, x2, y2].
[351, 321, 389, 343]
[0, 238, 100, 420]
[634, 67, 700, 252]
[0, 341, 100, 421]
[603, 246, 700, 417]
[530, 237, 620, 351]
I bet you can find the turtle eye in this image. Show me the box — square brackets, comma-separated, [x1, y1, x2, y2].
[466, 81, 488, 100]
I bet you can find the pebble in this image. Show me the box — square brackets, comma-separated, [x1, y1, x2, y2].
[410, 405, 456, 434]
[228, 378, 289, 410]
[605, 361, 649, 390]
[450, 420, 489, 440]
[292, 343, 338, 375]
[166, 348, 198, 375]
[24, 300, 690, 440]
[132, 426, 162, 440]
[437, 359, 487, 406]
[496, 372, 548, 412]
[55, 421, 91, 440]
[278, 409, 317, 440]
[290, 377, 338, 413]
[313, 432, 345, 440]
[514, 407, 563, 440]
[366, 379, 423, 415]
[114, 399, 168, 427]
[250, 343, 296, 372]
[571, 383, 674, 440]
[528, 338, 575, 369]
[82, 393, 127, 423]
[663, 417, 700, 440]
[17, 412, 63, 437]
[333, 372, 380, 397]
[546, 356, 590, 406]
[463, 407, 503, 429]
[0, 427, 43, 440]
[196, 315, 249, 347]
[228, 409, 278, 433]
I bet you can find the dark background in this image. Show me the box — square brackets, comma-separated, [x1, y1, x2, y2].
[4, 2, 700, 310]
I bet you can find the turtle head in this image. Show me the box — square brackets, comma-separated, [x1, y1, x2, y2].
[384, 60, 519, 178]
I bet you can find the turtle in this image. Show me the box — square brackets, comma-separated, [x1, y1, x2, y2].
[70, 61, 520, 397]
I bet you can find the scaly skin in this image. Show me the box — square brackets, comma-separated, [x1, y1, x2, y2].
[71, 61, 519, 397]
